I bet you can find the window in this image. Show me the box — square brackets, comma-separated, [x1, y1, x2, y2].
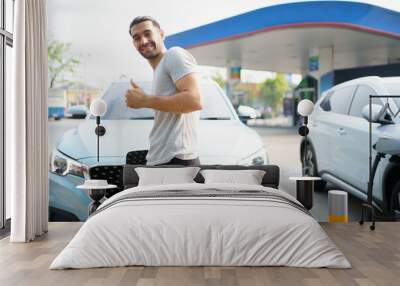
[349, 85, 381, 118]
[0, 37, 3, 230]
[1, 0, 14, 230]
[5, 45, 11, 220]
[320, 85, 356, 114]
[6, 0, 13, 33]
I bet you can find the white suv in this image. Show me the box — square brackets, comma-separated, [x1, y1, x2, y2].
[301, 76, 400, 215]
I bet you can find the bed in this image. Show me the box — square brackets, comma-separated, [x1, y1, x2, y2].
[50, 164, 351, 269]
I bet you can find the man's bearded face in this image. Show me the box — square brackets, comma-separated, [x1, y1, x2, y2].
[131, 21, 163, 60]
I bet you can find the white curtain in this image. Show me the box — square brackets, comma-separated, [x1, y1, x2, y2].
[8, 0, 49, 242]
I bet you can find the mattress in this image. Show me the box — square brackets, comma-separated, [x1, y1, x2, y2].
[50, 183, 351, 269]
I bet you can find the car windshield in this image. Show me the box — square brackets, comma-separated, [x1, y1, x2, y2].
[91, 80, 234, 120]
[384, 83, 400, 108]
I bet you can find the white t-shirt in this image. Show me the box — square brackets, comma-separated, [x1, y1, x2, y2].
[145, 47, 200, 166]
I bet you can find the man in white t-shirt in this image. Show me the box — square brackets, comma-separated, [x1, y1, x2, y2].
[126, 16, 203, 166]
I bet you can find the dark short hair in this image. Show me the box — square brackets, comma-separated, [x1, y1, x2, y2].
[129, 16, 161, 36]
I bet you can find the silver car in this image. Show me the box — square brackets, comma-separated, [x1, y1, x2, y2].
[301, 76, 400, 215]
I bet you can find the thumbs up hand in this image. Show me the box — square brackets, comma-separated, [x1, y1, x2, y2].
[125, 79, 148, 109]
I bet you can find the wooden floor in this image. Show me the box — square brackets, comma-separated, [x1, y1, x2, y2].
[0, 222, 399, 286]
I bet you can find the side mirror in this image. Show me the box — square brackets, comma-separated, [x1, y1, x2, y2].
[374, 135, 400, 155]
[237, 105, 260, 123]
[362, 103, 394, 125]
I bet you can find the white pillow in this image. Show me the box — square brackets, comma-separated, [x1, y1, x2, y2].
[135, 167, 200, 186]
[200, 169, 266, 185]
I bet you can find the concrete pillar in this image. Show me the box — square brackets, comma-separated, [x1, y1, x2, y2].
[308, 46, 335, 97]
[226, 60, 241, 106]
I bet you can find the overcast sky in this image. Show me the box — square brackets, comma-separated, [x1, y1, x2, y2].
[47, 0, 400, 89]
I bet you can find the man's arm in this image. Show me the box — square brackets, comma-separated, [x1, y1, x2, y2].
[126, 73, 203, 113]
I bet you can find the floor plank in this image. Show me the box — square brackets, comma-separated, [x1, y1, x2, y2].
[0, 222, 399, 286]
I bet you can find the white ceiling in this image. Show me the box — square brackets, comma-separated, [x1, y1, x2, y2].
[188, 26, 400, 74]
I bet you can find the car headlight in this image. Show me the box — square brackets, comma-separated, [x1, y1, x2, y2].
[49, 149, 89, 178]
[237, 148, 268, 166]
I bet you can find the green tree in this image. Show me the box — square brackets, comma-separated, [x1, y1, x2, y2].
[211, 71, 226, 89]
[259, 73, 289, 114]
[48, 40, 80, 88]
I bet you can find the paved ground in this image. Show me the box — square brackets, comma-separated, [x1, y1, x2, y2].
[48, 119, 363, 222]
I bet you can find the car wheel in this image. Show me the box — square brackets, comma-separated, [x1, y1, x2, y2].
[389, 180, 400, 217]
[302, 146, 327, 191]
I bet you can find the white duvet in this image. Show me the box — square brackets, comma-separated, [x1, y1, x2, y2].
[50, 183, 351, 269]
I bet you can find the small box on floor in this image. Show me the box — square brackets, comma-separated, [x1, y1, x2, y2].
[328, 190, 348, 222]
